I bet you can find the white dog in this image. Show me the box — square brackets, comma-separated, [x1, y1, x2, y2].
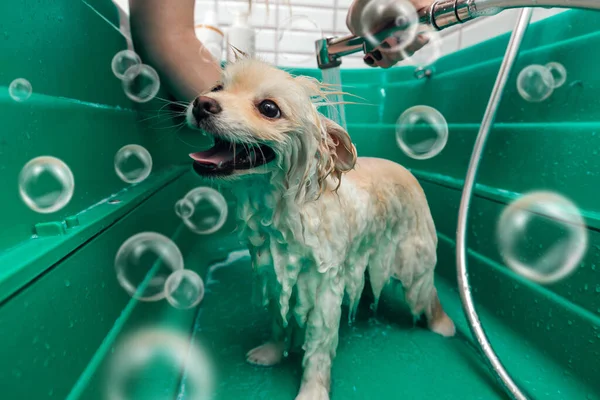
[186, 58, 455, 400]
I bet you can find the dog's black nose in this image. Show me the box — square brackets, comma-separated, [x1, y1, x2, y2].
[192, 96, 222, 121]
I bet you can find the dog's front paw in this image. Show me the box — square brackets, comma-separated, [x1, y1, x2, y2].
[246, 341, 284, 366]
[295, 382, 329, 400]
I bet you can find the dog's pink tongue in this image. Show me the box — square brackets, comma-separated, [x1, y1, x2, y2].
[189, 144, 234, 165]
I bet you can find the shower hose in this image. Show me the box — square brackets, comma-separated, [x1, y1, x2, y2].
[455, 8, 532, 400]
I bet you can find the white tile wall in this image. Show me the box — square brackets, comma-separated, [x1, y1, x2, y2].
[113, 0, 567, 69]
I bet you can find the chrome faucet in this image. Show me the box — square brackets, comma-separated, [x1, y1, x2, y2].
[315, 0, 600, 69]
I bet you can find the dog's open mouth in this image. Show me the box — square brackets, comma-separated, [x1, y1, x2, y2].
[189, 137, 276, 176]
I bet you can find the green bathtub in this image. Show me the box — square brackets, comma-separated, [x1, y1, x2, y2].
[0, 1, 598, 399]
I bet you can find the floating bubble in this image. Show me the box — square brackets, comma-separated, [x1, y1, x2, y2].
[18, 156, 74, 213]
[114, 144, 152, 184]
[175, 198, 195, 219]
[395, 105, 448, 160]
[545, 62, 567, 89]
[278, 15, 323, 65]
[106, 328, 214, 400]
[403, 27, 442, 68]
[182, 187, 228, 235]
[517, 64, 554, 102]
[111, 49, 141, 80]
[9, 78, 32, 102]
[122, 64, 160, 103]
[359, 0, 419, 53]
[497, 191, 588, 284]
[115, 232, 184, 301]
[165, 270, 205, 309]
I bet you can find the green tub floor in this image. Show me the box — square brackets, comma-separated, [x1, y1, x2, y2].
[193, 252, 504, 400]
[180, 239, 597, 400]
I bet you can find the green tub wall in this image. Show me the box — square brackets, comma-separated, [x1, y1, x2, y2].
[0, 0, 599, 399]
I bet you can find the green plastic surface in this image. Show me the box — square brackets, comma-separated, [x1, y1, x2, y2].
[1, 1, 599, 399]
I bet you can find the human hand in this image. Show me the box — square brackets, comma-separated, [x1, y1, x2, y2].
[129, 0, 221, 102]
[346, 0, 434, 68]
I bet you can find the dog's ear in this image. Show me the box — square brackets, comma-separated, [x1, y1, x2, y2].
[320, 116, 357, 173]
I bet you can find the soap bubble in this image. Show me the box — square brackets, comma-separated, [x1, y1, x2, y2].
[9, 78, 32, 102]
[497, 191, 587, 284]
[122, 64, 160, 103]
[165, 270, 205, 309]
[106, 328, 214, 400]
[175, 198, 195, 219]
[517, 64, 554, 102]
[545, 62, 567, 88]
[114, 144, 152, 184]
[359, 0, 419, 53]
[278, 16, 323, 65]
[111, 49, 141, 80]
[115, 232, 184, 301]
[19, 156, 74, 213]
[395, 105, 448, 160]
[403, 27, 442, 68]
[182, 187, 228, 235]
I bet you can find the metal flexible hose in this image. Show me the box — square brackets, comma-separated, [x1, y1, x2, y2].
[455, 8, 533, 400]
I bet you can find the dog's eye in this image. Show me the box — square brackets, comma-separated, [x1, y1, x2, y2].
[258, 100, 281, 119]
[211, 84, 223, 92]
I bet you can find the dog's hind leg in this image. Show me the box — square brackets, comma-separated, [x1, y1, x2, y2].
[295, 269, 344, 400]
[424, 287, 455, 337]
[394, 241, 455, 337]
